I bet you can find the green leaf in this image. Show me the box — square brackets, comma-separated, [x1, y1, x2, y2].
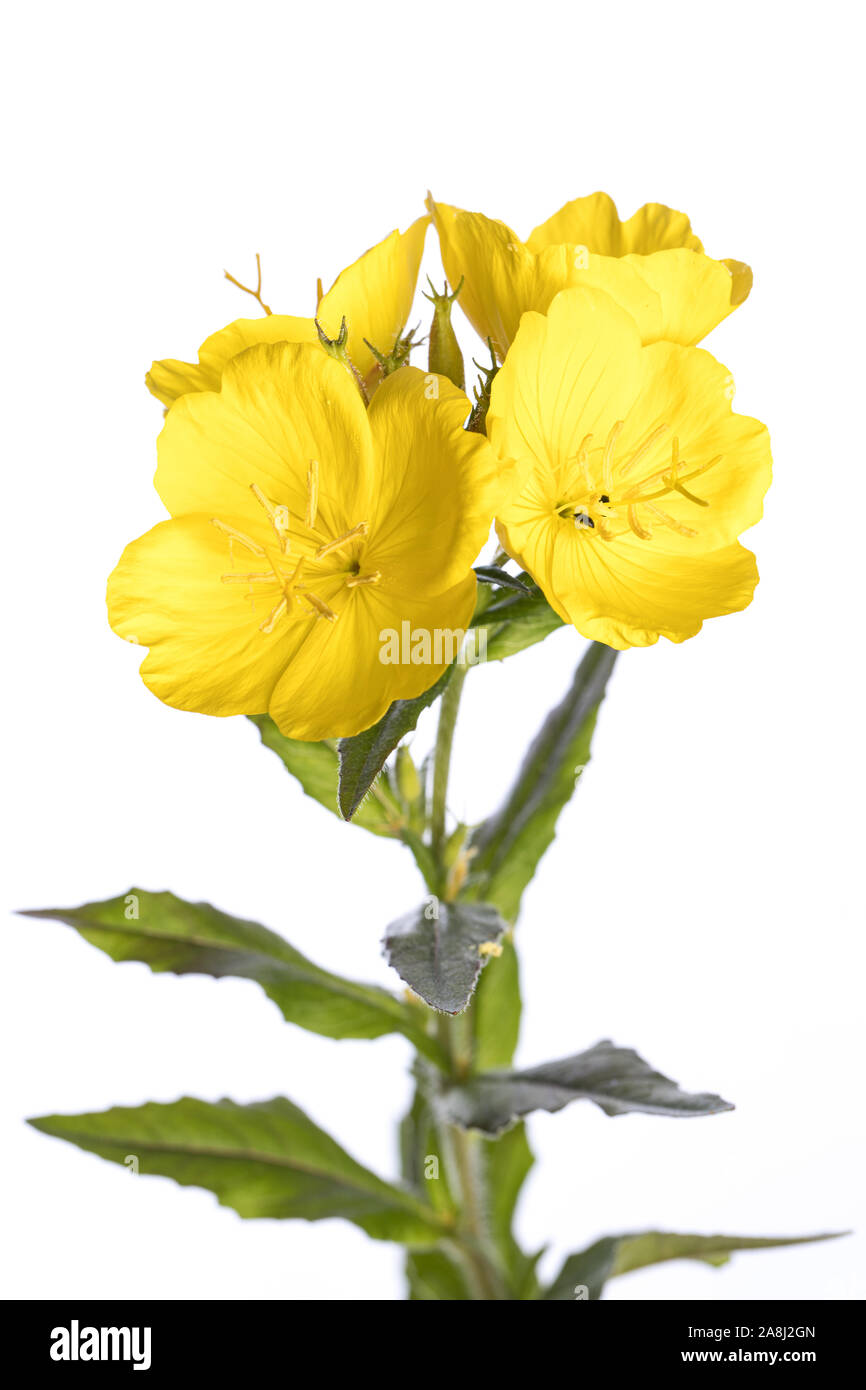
[473, 566, 533, 595]
[22, 890, 444, 1065]
[543, 1231, 849, 1300]
[466, 642, 618, 921]
[471, 934, 522, 1071]
[248, 716, 399, 836]
[383, 900, 509, 1014]
[338, 667, 454, 822]
[472, 577, 564, 662]
[406, 1249, 472, 1300]
[440, 1039, 734, 1134]
[29, 1097, 446, 1245]
[483, 1122, 540, 1297]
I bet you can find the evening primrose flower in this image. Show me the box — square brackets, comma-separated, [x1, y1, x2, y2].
[427, 193, 751, 359]
[145, 217, 429, 408]
[487, 288, 772, 649]
[110, 342, 503, 740]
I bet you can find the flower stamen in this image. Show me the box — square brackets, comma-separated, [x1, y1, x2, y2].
[315, 522, 368, 559]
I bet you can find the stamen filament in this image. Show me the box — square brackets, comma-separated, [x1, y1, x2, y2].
[306, 461, 319, 529]
[259, 596, 287, 634]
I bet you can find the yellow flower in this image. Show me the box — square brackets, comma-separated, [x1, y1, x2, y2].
[427, 193, 751, 360]
[145, 217, 429, 408]
[488, 288, 772, 649]
[109, 343, 504, 740]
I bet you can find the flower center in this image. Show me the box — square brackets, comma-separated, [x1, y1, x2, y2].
[211, 460, 380, 634]
[555, 422, 721, 542]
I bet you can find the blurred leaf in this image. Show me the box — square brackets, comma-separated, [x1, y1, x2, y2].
[406, 1249, 472, 1300]
[484, 1122, 540, 1296]
[383, 900, 508, 1013]
[471, 934, 521, 1071]
[467, 642, 618, 921]
[338, 668, 454, 821]
[249, 716, 399, 836]
[23, 890, 444, 1064]
[29, 1097, 446, 1245]
[440, 1039, 734, 1134]
[543, 1230, 849, 1300]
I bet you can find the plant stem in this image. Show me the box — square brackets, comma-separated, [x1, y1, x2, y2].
[435, 1014, 506, 1301]
[430, 662, 469, 868]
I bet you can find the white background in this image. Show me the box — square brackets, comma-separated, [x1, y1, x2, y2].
[2, 1, 863, 1302]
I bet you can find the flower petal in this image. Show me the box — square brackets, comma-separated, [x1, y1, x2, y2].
[364, 366, 505, 596]
[550, 531, 759, 647]
[626, 249, 752, 345]
[154, 341, 375, 537]
[317, 217, 429, 386]
[146, 315, 318, 408]
[267, 573, 477, 741]
[527, 193, 704, 257]
[488, 287, 644, 490]
[107, 515, 297, 714]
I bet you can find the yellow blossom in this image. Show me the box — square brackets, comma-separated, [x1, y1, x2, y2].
[110, 342, 505, 740]
[427, 192, 751, 359]
[487, 288, 772, 649]
[145, 217, 429, 408]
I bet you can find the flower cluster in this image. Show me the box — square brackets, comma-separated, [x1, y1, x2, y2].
[109, 193, 771, 737]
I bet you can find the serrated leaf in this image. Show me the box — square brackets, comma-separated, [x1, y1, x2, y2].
[338, 667, 454, 821]
[29, 1097, 446, 1245]
[440, 1039, 734, 1134]
[543, 1230, 848, 1300]
[22, 891, 444, 1065]
[466, 642, 618, 921]
[248, 716, 399, 836]
[472, 577, 564, 661]
[383, 900, 508, 1013]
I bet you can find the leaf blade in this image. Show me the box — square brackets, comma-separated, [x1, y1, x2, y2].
[29, 1097, 446, 1245]
[467, 642, 618, 921]
[440, 1039, 734, 1134]
[22, 890, 443, 1063]
[383, 900, 508, 1014]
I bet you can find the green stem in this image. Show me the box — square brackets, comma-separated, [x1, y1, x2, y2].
[435, 1015, 506, 1301]
[430, 662, 469, 868]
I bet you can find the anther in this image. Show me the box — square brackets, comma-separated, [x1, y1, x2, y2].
[211, 519, 265, 556]
[303, 591, 338, 622]
[316, 522, 368, 559]
[627, 504, 652, 540]
[345, 570, 381, 587]
[602, 421, 624, 495]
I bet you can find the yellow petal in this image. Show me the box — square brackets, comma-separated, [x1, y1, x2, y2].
[491, 287, 771, 649]
[548, 533, 759, 647]
[625, 249, 752, 345]
[365, 366, 505, 596]
[488, 288, 644, 488]
[613, 338, 772, 552]
[146, 315, 317, 408]
[317, 217, 429, 387]
[154, 341, 374, 536]
[527, 193, 704, 256]
[267, 572, 477, 741]
[107, 515, 296, 714]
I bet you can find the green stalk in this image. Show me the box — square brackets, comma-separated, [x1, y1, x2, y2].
[430, 661, 469, 868]
[426, 666, 507, 1300]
